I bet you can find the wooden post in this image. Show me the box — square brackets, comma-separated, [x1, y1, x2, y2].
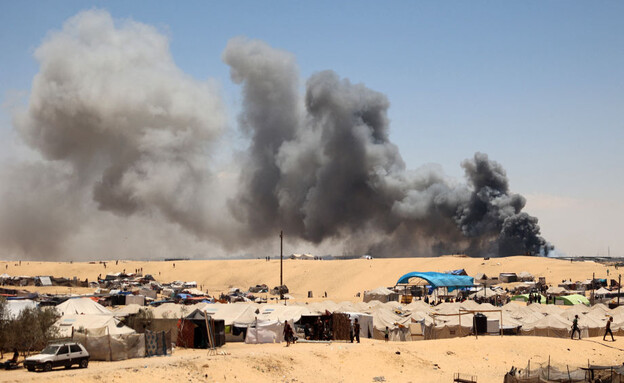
[547, 355, 550, 380]
[567, 365, 571, 382]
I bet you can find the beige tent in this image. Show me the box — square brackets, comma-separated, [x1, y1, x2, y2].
[56, 298, 111, 316]
[520, 314, 572, 338]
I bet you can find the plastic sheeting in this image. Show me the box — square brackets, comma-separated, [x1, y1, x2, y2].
[73, 332, 145, 361]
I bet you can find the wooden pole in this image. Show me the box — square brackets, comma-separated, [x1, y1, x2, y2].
[548, 355, 550, 380]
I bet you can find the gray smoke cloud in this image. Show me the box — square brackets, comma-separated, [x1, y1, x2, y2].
[0, 12, 551, 260]
[1, 10, 240, 259]
[223, 38, 550, 257]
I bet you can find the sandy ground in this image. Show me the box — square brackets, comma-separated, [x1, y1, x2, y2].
[0, 256, 618, 302]
[2, 336, 624, 383]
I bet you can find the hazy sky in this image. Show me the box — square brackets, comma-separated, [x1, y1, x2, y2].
[1, 1, 622, 257]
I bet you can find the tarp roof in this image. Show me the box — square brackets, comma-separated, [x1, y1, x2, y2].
[396, 272, 474, 291]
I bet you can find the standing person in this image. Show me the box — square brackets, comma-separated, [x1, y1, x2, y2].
[354, 318, 361, 343]
[349, 320, 354, 343]
[571, 315, 581, 340]
[284, 320, 293, 347]
[604, 317, 615, 341]
[384, 326, 389, 342]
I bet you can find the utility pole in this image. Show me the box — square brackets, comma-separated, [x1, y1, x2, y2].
[280, 230, 284, 305]
[280, 230, 283, 286]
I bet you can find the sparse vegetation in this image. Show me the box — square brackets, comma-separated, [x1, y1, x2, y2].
[0, 298, 61, 355]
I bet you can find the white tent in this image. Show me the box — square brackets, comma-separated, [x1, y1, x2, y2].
[57, 314, 135, 337]
[56, 298, 111, 316]
[368, 306, 411, 341]
[245, 320, 284, 344]
[202, 303, 258, 327]
[344, 312, 374, 338]
[255, 304, 311, 324]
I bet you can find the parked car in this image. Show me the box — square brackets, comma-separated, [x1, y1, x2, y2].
[24, 342, 89, 372]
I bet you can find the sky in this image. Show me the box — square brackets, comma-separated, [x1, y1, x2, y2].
[0, 1, 623, 258]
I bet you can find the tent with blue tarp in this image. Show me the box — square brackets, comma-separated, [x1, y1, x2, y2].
[396, 272, 474, 292]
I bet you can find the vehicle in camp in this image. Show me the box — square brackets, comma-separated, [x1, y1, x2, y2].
[24, 342, 89, 372]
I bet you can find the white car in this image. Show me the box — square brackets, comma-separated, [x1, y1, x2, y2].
[24, 342, 89, 372]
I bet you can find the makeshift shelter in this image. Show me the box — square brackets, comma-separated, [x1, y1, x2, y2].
[56, 297, 111, 315]
[344, 312, 374, 339]
[363, 287, 397, 303]
[176, 309, 225, 348]
[368, 306, 411, 341]
[546, 286, 567, 296]
[72, 332, 145, 361]
[517, 272, 534, 282]
[557, 294, 590, 306]
[499, 273, 518, 283]
[290, 253, 315, 260]
[245, 319, 284, 344]
[202, 303, 258, 342]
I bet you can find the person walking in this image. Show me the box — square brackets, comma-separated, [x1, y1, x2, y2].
[571, 315, 581, 340]
[354, 318, 361, 343]
[604, 317, 615, 341]
[384, 326, 389, 342]
[284, 320, 293, 347]
[349, 320, 354, 343]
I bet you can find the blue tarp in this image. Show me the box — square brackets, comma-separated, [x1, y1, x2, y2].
[396, 271, 474, 291]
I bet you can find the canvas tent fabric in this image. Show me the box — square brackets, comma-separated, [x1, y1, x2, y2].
[245, 320, 284, 344]
[595, 287, 612, 296]
[57, 314, 136, 337]
[201, 303, 257, 326]
[56, 297, 111, 315]
[559, 294, 590, 306]
[396, 272, 474, 291]
[520, 314, 573, 338]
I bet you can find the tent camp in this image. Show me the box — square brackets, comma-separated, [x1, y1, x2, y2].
[56, 298, 111, 316]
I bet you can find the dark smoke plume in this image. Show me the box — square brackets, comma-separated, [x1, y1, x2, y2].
[0, 13, 551, 260]
[224, 38, 550, 257]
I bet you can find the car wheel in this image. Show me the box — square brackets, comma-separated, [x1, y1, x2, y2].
[79, 359, 88, 368]
[65, 363, 72, 369]
[43, 362, 52, 372]
[27, 366, 35, 372]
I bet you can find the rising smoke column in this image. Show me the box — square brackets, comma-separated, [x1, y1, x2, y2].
[224, 38, 550, 257]
[1, 10, 236, 259]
